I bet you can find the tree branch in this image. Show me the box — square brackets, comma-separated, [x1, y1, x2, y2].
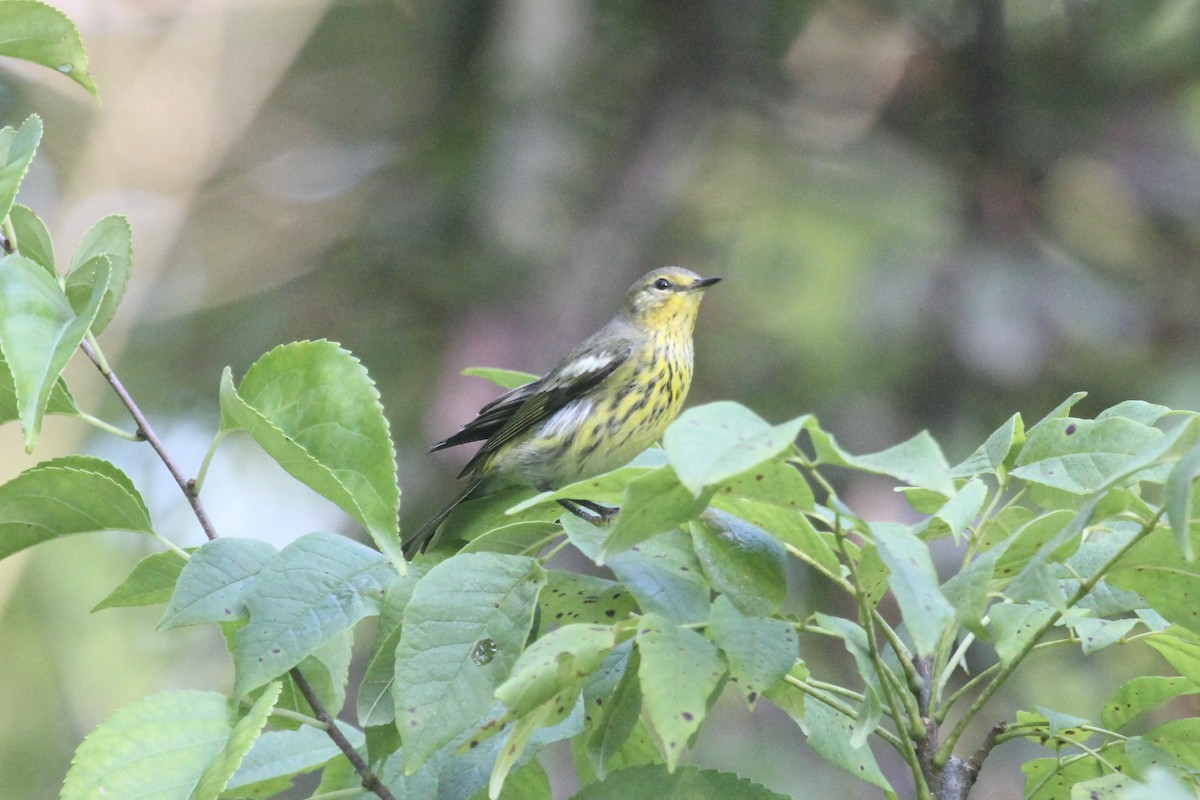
[79, 336, 397, 800]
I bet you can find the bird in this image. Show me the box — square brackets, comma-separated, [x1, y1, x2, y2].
[402, 266, 720, 557]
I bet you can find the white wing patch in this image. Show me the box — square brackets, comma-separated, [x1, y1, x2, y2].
[560, 352, 617, 378]
[542, 400, 594, 437]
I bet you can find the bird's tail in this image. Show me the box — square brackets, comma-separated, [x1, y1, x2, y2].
[402, 480, 485, 559]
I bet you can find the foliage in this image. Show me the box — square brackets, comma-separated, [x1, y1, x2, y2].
[6, 7, 1200, 800]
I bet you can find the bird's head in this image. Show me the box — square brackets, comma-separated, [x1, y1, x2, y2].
[621, 267, 721, 331]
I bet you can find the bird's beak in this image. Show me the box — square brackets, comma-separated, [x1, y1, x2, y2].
[688, 276, 722, 291]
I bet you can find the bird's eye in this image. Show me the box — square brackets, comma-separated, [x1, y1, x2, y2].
[653, 278, 671, 290]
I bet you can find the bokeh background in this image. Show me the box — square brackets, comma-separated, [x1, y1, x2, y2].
[3, 0, 1200, 797]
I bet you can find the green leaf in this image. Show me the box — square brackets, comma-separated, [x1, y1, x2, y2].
[219, 341, 401, 563]
[64, 215, 133, 335]
[192, 682, 280, 800]
[689, 509, 788, 616]
[708, 595, 797, 709]
[0, 115, 42, 221]
[232, 531, 396, 694]
[460, 366, 538, 389]
[159, 538, 278, 630]
[0, 251, 109, 450]
[395, 552, 545, 771]
[0, 352, 78, 427]
[1119, 767, 1199, 800]
[496, 623, 622, 718]
[709, 495, 839, 582]
[0, 5, 96, 95]
[1110, 529, 1200, 635]
[636, 613, 725, 770]
[922, 477, 988, 542]
[507, 453, 666, 514]
[810, 426, 954, 496]
[1145, 718, 1200, 771]
[1165, 437, 1200, 561]
[1014, 707, 1093, 744]
[990, 602, 1056, 666]
[0, 455, 153, 560]
[663, 402, 806, 496]
[1011, 416, 1163, 494]
[951, 413, 1024, 477]
[581, 643, 644, 779]
[488, 694, 580, 796]
[600, 466, 712, 559]
[225, 723, 365, 795]
[1145, 629, 1200, 684]
[605, 527, 711, 624]
[812, 613, 884, 699]
[539, 570, 636, 626]
[1027, 392, 1089, 432]
[572, 764, 790, 800]
[941, 536, 1014, 637]
[356, 574, 417, 727]
[1066, 617, 1137, 655]
[443, 485, 560, 554]
[870, 522, 955, 656]
[711, 460, 815, 511]
[60, 691, 232, 800]
[8, 204, 53, 272]
[801, 698, 896, 799]
[1098, 400, 1172, 426]
[1102, 676, 1200, 732]
[93, 549, 188, 611]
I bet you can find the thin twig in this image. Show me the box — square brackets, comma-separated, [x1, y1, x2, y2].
[292, 670, 397, 800]
[79, 335, 219, 541]
[79, 335, 397, 800]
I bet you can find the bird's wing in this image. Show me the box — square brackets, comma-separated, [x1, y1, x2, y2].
[430, 380, 543, 451]
[456, 342, 631, 478]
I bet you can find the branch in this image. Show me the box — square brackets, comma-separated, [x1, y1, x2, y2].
[80, 336, 397, 800]
[79, 335, 219, 542]
[933, 506, 1165, 768]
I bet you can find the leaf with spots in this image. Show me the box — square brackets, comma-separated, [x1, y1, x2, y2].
[1102, 676, 1200, 732]
[989, 602, 1056, 666]
[539, 570, 636, 626]
[801, 697, 896, 799]
[506, 452, 667, 514]
[663, 402, 807, 496]
[1111, 529, 1200, 636]
[1011, 416, 1164, 495]
[1144, 718, 1200, 772]
[495, 623, 624, 719]
[489, 693, 583, 797]
[394, 552, 545, 772]
[689, 509, 788, 616]
[1020, 753, 1129, 800]
[1065, 616, 1138, 655]
[159, 538, 278, 630]
[581, 642, 646, 779]
[708, 596, 796, 710]
[636, 612, 725, 770]
[232, 531, 395, 695]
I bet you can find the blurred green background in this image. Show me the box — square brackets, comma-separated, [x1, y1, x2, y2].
[3, 0, 1200, 797]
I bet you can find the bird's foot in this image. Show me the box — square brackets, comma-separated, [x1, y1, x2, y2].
[558, 498, 619, 525]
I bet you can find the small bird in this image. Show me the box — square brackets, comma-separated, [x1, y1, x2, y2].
[403, 267, 720, 557]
